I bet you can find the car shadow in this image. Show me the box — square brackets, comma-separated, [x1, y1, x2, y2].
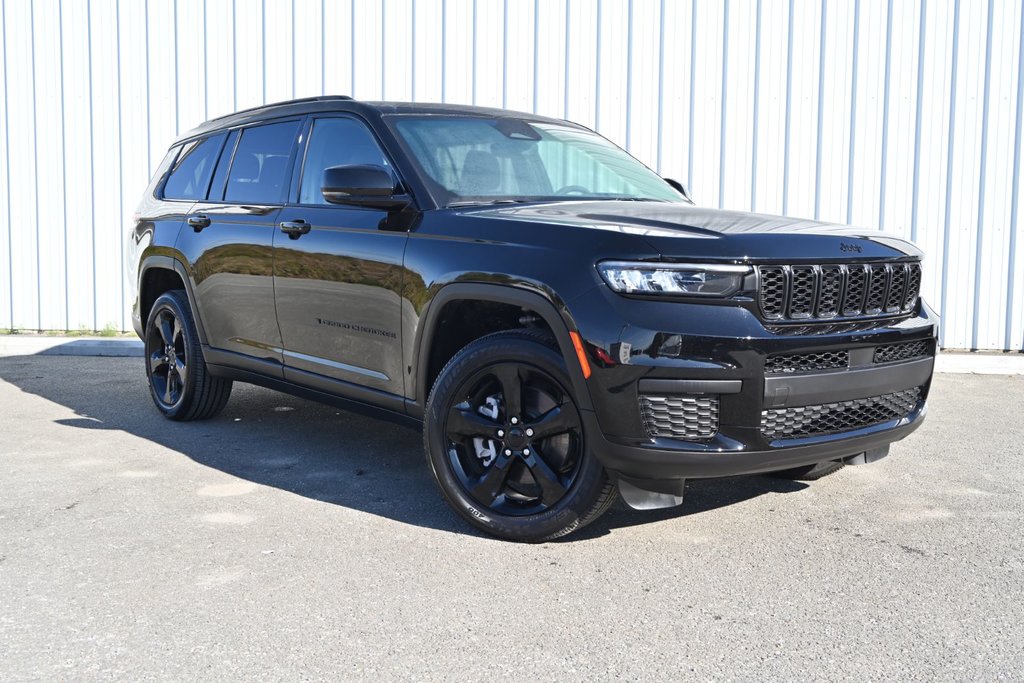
[0, 355, 808, 542]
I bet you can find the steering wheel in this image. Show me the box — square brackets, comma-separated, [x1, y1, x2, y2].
[555, 185, 590, 196]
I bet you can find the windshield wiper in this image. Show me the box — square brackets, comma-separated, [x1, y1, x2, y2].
[569, 196, 667, 202]
[446, 197, 565, 208]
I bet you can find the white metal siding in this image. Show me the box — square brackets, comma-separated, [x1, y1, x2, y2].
[0, 0, 1021, 350]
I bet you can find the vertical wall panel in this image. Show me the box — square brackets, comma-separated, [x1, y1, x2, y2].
[0, 0, 12, 330]
[5, 0, 40, 330]
[0, 0, 1021, 351]
[33, 0, 67, 330]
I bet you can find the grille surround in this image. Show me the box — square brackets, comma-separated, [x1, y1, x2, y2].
[639, 394, 719, 440]
[760, 387, 922, 441]
[757, 262, 922, 325]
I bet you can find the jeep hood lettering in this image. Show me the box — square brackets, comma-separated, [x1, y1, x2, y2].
[470, 201, 921, 261]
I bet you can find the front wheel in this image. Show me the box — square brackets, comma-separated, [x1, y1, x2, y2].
[424, 330, 616, 542]
[145, 289, 232, 421]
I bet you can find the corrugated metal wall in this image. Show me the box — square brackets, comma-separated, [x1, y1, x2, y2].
[0, 0, 1021, 350]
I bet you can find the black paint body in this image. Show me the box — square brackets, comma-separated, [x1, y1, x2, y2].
[129, 97, 937, 488]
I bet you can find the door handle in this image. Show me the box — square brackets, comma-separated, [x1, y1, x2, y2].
[187, 215, 211, 231]
[280, 219, 311, 239]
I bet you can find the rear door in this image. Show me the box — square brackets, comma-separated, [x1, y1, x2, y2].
[273, 114, 408, 398]
[178, 119, 303, 369]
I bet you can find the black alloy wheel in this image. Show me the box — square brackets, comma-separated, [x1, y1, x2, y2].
[444, 361, 584, 517]
[147, 307, 188, 410]
[144, 289, 232, 421]
[424, 330, 616, 542]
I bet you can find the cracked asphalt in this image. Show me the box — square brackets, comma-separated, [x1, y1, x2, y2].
[0, 355, 1022, 681]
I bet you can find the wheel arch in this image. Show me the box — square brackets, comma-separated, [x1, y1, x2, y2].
[138, 255, 209, 346]
[410, 283, 593, 417]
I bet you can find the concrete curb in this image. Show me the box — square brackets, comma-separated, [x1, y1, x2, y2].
[0, 336, 144, 358]
[934, 351, 1024, 375]
[0, 335, 1021, 374]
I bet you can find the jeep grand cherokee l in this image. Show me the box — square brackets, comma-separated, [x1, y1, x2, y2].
[128, 96, 937, 542]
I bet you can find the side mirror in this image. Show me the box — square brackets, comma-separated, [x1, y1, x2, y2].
[663, 177, 693, 203]
[321, 164, 410, 211]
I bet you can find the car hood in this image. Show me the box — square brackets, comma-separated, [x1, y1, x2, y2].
[466, 201, 921, 261]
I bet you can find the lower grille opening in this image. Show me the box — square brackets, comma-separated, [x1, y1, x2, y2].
[760, 387, 921, 441]
[639, 394, 719, 440]
[873, 340, 931, 364]
[766, 350, 850, 374]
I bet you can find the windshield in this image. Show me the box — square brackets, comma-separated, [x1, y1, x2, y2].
[390, 116, 684, 206]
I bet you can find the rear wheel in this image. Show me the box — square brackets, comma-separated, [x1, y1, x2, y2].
[424, 330, 616, 542]
[145, 289, 232, 421]
[771, 460, 845, 481]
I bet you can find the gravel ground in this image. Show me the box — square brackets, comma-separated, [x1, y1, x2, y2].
[0, 355, 1021, 681]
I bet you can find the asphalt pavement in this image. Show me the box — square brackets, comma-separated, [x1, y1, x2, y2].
[0, 355, 1021, 681]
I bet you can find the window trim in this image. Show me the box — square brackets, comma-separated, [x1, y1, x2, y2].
[149, 146, 182, 201]
[206, 129, 240, 202]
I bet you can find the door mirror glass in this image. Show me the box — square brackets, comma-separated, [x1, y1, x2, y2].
[321, 165, 408, 210]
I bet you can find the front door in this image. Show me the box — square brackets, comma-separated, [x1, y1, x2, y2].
[273, 115, 408, 397]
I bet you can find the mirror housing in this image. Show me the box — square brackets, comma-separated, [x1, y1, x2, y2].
[663, 177, 693, 203]
[321, 164, 410, 211]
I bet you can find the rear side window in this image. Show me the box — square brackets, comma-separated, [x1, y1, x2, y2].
[225, 121, 301, 204]
[162, 133, 226, 200]
[299, 118, 392, 205]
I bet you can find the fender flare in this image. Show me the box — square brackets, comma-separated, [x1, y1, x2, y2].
[138, 254, 209, 346]
[410, 282, 594, 415]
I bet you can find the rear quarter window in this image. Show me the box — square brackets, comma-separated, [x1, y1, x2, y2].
[162, 133, 226, 200]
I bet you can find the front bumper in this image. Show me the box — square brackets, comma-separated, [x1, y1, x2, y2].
[571, 287, 938, 483]
[584, 401, 926, 484]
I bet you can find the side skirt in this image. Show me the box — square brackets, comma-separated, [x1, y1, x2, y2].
[206, 362, 423, 431]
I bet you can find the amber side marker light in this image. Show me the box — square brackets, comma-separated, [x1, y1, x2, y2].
[568, 331, 592, 379]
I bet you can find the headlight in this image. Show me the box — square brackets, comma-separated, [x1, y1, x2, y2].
[597, 261, 750, 297]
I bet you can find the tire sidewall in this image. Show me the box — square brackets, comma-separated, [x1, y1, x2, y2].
[424, 333, 606, 542]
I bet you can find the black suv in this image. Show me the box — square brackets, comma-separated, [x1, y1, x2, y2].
[129, 96, 937, 541]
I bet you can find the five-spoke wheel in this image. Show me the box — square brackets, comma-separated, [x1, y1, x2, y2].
[444, 361, 584, 516]
[147, 308, 188, 409]
[424, 330, 616, 542]
[144, 289, 232, 421]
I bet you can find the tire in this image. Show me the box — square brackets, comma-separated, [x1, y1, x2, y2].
[144, 289, 232, 421]
[424, 330, 616, 542]
[770, 460, 845, 481]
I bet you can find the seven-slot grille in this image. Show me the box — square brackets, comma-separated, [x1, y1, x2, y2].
[760, 387, 922, 441]
[758, 262, 921, 323]
[639, 395, 719, 440]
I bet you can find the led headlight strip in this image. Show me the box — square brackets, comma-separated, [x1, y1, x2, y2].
[597, 261, 750, 297]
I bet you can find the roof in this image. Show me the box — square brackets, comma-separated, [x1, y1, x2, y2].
[175, 96, 578, 143]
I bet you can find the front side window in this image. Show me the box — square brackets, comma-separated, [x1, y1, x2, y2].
[224, 121, 301, 204]
[162, 133, 225, 200]
[390, 116, 682, 206]
[299, 118, 392, 205]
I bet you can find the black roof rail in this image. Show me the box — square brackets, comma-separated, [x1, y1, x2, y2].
[207, 95, 355, 123]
